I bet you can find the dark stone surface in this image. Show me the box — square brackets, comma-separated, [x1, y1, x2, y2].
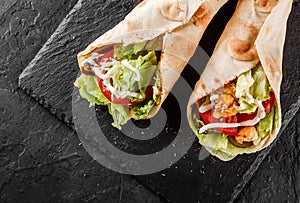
[18, 0, 300, 202]
[0, 90, 163, 203]
[0, 0, 163, 202]
[0, 0, 299, 202]
[236, 110, 300, 202]
[0, 0, 80, 92]
[0, 0, 17, 16]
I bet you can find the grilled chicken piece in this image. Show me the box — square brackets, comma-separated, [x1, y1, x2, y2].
[235, 126, 258, 144]
[212, 83, 238, 119]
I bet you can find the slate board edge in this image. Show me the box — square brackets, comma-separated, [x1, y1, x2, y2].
[18, 0, 85, 128]
[228, 96, 300, 202]
[17, 0, 300, 202]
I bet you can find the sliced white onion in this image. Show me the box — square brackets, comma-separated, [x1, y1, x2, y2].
[210, 94, 218, 102]
[92, 67, 103, 79]
[199, 103, 213, 113]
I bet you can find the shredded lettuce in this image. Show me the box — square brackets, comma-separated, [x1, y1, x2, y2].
[236, 70, 254, 97]
[235, 63, 272, 114]
[236, 98, 258, 114]
[75, 40, 161, 129]
[113, 36, 162, 60]
[129, 51, 157, 101]
[197, 133, 228, 150]
[74, 74, 130, 129]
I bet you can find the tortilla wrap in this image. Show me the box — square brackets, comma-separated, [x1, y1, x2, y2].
[77, 0, 228, 119]
[187, 0, 293, 161]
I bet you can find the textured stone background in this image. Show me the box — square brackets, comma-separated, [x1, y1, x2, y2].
[0, 0, 299, 202]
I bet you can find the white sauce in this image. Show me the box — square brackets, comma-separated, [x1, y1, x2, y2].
[199, 99, 266, 133]
[86, 52, 147, 101]
[121, 60, 140, 81]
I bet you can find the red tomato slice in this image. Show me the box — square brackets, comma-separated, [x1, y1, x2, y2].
[237, 110, 257, 123]
[237, 91, 276, 122]
[96, 49, 154, 105]
[99, 49, 114, 64]
[199, 110, 238, 136]
[262, 91, 275, 115]
[214, 115, 238, 136]
[98, 77, 154, 105]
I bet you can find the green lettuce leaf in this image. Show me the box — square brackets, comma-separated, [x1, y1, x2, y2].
[136, 51, 157, 98]
[236, 70, 254, 96]
[131, 99, 155, 120]
[235, 63, 272, 114]
[108, 103, 130, 129]
[235, 68, 257, 113]
[257, 105, 275, 138]
[236, 98, 258, 114]
[115, 51, 157, 102]
[250, 64, 271, 101]
[74, 74, 109, 106]
[197, 133, 228, 150]
[75, 74, 131, 130]
[114, 41, 148, 60]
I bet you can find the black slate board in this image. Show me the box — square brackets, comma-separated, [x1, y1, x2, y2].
[19, 0, 300, 202]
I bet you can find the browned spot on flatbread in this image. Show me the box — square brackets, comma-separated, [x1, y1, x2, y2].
[245, 23, 259, 38]
[254, 0, 278, 13]
[193, 4, 210, 26]
[244, 21, 259, 38]
[201, 83, 206, 91]
[159, 0, 187, 22]
[268, 63, 275, 74]
[228, 38, 258, 61]
[236, 18, 259, 42]
[214, 78, 221, 84]
[265, 26, 272, 35]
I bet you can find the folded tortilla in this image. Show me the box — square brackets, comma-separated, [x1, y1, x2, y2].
[77, 0, 228, 119]
[187, 0, 293, 161]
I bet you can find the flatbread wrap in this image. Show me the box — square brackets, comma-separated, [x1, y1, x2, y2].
[74, 0, 228, 129]
[187, 0, 293, 161]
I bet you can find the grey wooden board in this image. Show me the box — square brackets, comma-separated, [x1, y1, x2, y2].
[18, 0, 300, 202]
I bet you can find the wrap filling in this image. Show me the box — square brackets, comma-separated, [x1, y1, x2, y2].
[195, 63, 279, 148]
[74, 37, 163, 129]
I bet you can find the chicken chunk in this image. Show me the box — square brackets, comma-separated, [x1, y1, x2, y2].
[213, 94, 237, 118]
[212, 83, 238, 119]
[235, 126, 258, 144]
